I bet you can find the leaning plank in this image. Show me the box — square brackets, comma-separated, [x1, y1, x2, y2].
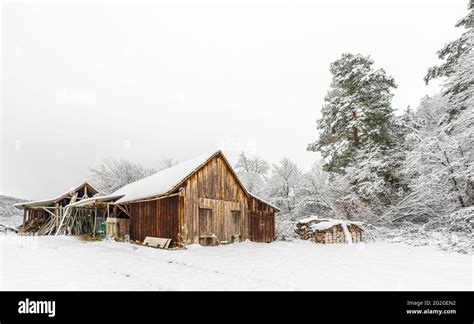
[0, 223, 18, 233]
[143, 236, 171, 249]
[55, 193, 78, 235]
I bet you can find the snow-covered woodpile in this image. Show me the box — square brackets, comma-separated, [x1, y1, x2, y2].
[295, 216, 363, 244]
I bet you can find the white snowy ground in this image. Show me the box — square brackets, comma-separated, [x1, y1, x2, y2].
[0, 234, 472, 291]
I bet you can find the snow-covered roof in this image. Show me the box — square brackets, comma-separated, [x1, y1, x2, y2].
[249, 193, 281, 212]
[14, 182, 98, 209]
[297, 216, 320, 224]
[112, 151, 222, 204]
[13, 197, 57, 209]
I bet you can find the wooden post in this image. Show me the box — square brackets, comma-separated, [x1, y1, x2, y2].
[23, 210, 27, 226]
[93, 207, 97, 236]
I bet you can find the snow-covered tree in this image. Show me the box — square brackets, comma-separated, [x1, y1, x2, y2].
[295, 160, 335, 218]
[307, 53, 398, 173]
[90, 158, 156, 194]
[388, 81, 473, 224]
[374, 6, 474, 248]
[415, 95, 449, 129]
[424, 8, 472, 85]
[425, 6, 473, 124]
[158, 156, 178, 171]
[305, 53, 405, 219]
[266, 158, 303, 214]
[441, 49, 474, 126]
[234, 152, 269, 196]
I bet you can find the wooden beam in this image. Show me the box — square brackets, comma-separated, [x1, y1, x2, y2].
[42, 207, 57, 218]
[116, 204, 130, 217]
[125, 192, 181, 204]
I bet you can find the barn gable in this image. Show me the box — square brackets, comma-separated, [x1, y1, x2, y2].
[180, 152, 250, 243]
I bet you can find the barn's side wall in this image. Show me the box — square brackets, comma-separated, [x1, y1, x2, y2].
[248, 196, 275, 243]
[129, 195, 180, 244]
[180, 154, 249, 244]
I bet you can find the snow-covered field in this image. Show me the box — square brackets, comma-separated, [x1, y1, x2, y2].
[1, 234, 472, 291]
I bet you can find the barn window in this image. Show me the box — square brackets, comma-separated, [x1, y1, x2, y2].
[198, 207, 213, 236]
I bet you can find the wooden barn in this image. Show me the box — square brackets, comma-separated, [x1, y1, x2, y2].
[110, 150, 279, 246]
[295, 217, 364, 244]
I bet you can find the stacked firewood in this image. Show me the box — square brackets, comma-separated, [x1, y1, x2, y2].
[294, 222, 315, 240]
[23, 216, 48, 233]
[294, 217, 364, 244]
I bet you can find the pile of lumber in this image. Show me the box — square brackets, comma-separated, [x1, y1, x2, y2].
[29, 194, 97, 236]
[23, 216, 48, 233]
[36, 207, 96, 236]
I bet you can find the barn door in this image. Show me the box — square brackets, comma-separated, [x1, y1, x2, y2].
[231, 210, 241, 242]
[199, 208, 213, 236]
[250, 211, 274, 243]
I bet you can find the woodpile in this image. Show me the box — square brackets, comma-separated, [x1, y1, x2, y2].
[22, 216, 48, 233]
[295, 216, 364, 244]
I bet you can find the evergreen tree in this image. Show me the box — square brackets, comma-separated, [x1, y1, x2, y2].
[424, 8, 473, 85]
[307, 53, 398, 173]
[424, 6, 473, 126]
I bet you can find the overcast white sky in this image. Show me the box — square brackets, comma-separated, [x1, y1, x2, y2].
[0, 0, 469, 199]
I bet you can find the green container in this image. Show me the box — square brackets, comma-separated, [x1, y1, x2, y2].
[100, 220, 106, 238]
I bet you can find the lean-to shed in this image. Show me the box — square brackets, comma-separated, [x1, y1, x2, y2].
[14, 182, 99, 227]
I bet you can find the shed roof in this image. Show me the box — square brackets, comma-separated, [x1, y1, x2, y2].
[14, 182, 98, 209]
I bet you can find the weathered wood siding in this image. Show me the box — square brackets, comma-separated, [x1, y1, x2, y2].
[181, 154, 249, 244]
[127, 152, 277, 246]
[249, 211, 275, 243]
[130, 195, 180, 244]
[248, 196, 275, 243]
